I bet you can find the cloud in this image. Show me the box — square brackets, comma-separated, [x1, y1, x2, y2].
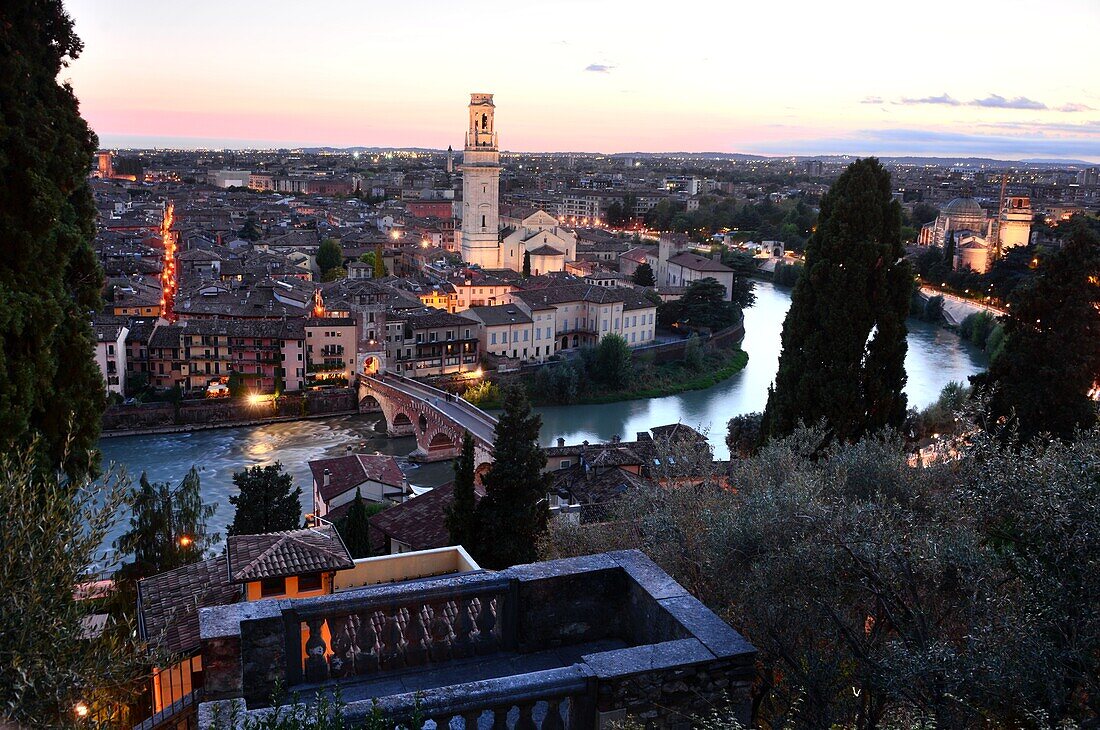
[584, 63, 613, 73]
[899, 93, 960, 106]
[1057, 102, 1095, 112]
[970, 94, 1046, 110]
[860, 96, 884, 105]
[743, 127, 1100, 161]
[894, 93, 1082, 111]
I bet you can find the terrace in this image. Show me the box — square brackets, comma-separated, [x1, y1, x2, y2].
[197, 550, 755, 728]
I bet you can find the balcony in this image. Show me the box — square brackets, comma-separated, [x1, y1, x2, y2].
[196, 551, 755, 728]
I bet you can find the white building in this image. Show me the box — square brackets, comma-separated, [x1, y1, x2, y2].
[94, 323, 129, 397]
[501, 210, 578, 274]
[459, 93, 502, 269]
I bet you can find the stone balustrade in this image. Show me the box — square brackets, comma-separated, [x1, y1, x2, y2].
[198, 551, 756, 729]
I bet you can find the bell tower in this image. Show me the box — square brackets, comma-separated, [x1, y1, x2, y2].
[460, 93, 501, 269]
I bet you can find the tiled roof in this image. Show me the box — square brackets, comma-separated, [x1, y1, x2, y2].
[667, 252, 733, 273]
[466, 305, 533, 326]
[226, 525, 354, 583]
[308, 454, 406, 504]
[369, 482, 485, 552]
[137, 555, 240, 655]
[528, 245, 565, 256]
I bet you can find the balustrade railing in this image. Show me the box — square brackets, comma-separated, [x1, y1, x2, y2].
[348, 667, 593, 730]
[283, 576, 513, 687]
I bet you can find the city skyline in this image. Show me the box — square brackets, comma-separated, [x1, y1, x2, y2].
[63, 0, 1100, 161]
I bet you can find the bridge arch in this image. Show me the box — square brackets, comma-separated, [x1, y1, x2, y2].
[427, 431, 456, 453]
[359, 374, 498, 464]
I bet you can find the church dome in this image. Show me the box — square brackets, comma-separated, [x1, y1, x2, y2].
[943, 197, 985, 218]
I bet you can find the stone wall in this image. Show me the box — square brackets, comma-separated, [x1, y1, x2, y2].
[102, 388, 357, 434]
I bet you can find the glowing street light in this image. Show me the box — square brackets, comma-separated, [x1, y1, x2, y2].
[74, 702, 89, 719]
[178, 535, 193, 548]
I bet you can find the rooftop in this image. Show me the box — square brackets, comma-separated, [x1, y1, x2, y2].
[225, 525, 355, 583]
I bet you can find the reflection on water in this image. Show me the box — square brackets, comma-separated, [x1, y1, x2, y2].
[97, 281, 986, 544]
[533, 281, 988, 459]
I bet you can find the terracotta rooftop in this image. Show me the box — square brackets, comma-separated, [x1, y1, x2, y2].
[137, 555, 240, 655]
[308, 454, 406, 504]
[225, 525, 354, 583]
[369, 481, 486, 553]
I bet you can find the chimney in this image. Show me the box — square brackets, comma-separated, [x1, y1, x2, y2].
[323, 468, 331, 489]
[557, 437, 565, 448]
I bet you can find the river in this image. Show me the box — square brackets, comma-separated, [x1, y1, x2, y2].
[97, 281, 987, 541]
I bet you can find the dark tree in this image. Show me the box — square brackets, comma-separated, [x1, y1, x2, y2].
[317, 237, 343, 277]
[658, 277, 742, 331]
[337, 488, 373, 558]
[978, 227, 1100, 442]
[114, 467, 219, 588]
[522, 250, 531, 278]
[474, 386, 549, 568]
[763, 158, 912, 443]
[0, 0, 106, 477]
[445, 431, 478, 550]
[726, 412, 763, 458]
[593, 333, 633, 389]
[605, 200, 624, 226]
[632, 262, 656, 287]
[227, 462, 303, 536]
[238, 212, 262, 241]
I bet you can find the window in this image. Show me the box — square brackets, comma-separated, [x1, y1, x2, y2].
[491, 332, 497, 345]
[297, 572, 322, 592]
[560, 459, 570, 469]
[260, 577, 286, 597]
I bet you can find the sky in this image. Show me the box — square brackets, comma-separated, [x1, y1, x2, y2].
[62, 0, 1100, 161]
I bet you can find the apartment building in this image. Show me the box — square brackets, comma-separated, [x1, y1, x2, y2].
[510, 283, 657, 352]
[305, 317, 357, 385]
[384, 308, 480, 378]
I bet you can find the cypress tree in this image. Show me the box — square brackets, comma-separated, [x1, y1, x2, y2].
[474, 386, 549, 569]
[227, 462, 303, 535]
[0, 0, 106, 477]
[337, 488, 373, 558]
[978, 227, 1100, 443]
[522, 250, 532, 278]
[445, 431, 478, 550]
[762, 158, 912, 443]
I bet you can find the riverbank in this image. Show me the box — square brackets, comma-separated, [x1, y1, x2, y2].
[100, 408, 364, 438]
[569, 348, 749, 405]
[470, 345, 750, 409]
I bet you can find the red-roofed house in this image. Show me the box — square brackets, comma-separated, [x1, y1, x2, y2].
[308, 454, 410, 518]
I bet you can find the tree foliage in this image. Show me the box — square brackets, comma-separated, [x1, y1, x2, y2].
[592, 334, 633, 389]
[977, 227, 1100, 442]
[227, 462, 303, 536]
[473, 386, 549, 568]
[445, 431, 478, 551]
[336, 488, 373, 559]
[631, 262, 656, 287]
[237, 213, 262, 241]
[114, 467, 219, 590]
[658, 277, 743, 331]
[544, 421, 1100, 728]
[763, 158, 912, 444]
[317, 238, 343, 278]
[1, 443, 152, 728]
[0, 0, 106, 478]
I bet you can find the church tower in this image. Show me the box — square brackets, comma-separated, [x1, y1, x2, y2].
[460, 93, 501, 269]
[446, 145, 454, 174]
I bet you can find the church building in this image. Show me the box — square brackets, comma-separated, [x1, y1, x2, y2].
[458, 94, 576, 274]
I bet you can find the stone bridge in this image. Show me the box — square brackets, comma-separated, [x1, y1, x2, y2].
[359, 373, 496, 467]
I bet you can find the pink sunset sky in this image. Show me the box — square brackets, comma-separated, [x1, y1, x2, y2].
[63, 0, 1100, 161]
